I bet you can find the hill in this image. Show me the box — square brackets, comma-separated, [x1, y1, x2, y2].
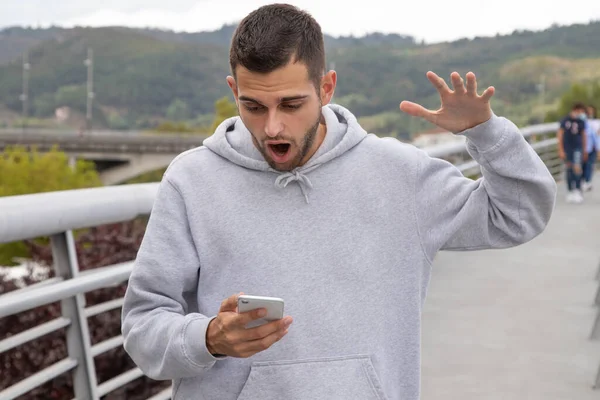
[1, 21, 600, 138]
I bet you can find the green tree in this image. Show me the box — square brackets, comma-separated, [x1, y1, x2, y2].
[153, 121, 196, 133]
[107, 113, 130, 130]
[590, 81, 600, 109]
[210, 96, 238, 132]
[546, 81, 600, 121]
[32, 93, 56, 117]
[0, 146, 102, 265]
[166, 98, 191, 121]
[54, 85, 87, 112]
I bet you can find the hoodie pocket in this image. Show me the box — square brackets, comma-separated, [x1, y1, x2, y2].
[236, 354, 388, 400]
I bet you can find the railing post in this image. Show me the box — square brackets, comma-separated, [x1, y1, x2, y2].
[51, 231, 99, 400]
[590, 311, 600, 340]
[594, 363, 600, 389]
[591, 258, 600, 387]
[594, 284, 600, 306]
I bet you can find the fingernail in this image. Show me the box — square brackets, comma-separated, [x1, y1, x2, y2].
[257, 308, 266, 317]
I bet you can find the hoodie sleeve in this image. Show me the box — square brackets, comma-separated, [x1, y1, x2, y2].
[121, 176, 221, 380]
[414, 114, 557, 264]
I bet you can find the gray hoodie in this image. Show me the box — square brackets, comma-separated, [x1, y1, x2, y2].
[121, 104, 556, 400]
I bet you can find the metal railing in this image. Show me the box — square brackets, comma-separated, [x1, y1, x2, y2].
[590, 263, 600, 388]
[0, 122, 566, 399]
[0, 184, 165, 400]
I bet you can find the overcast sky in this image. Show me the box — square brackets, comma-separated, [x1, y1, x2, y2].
[3, 0, 600, 44]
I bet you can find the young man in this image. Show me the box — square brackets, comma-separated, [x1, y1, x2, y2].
[121, 4, 557, 400]
[557, 103, 588, 203]
[582, 105, 599, 191]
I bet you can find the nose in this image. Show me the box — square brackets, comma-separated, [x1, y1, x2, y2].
[264, 110, 283, 138]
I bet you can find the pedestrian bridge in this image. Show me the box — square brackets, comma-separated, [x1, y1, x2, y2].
[1, 122, 600, 400]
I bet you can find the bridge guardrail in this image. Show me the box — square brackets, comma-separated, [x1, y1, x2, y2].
[0, 122, 566, 399]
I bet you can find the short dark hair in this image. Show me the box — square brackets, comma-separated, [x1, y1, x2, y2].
[588, 105, 597, 118]
[572, 102, 586, 111]
[229, 3, 325, 89]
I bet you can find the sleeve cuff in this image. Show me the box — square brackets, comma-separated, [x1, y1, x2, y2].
[184, 315, 227, 367]
[456, 113, 509, 153]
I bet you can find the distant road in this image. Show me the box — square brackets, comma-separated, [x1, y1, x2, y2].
[0, 128, 210, 154]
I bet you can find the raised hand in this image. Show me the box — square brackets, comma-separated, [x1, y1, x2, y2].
[400, 71, 495, 133]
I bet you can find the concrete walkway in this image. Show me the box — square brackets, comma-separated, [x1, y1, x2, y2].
[421, 174, 600, 399]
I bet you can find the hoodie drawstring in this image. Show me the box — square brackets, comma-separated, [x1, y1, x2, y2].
[274, 164, 321, 204]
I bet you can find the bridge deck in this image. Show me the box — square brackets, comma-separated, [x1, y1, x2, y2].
[421, 174, 600, 399]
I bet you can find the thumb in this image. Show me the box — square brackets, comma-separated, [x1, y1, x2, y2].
[399, 101, 435, 124]
[219, 292, 244, 313]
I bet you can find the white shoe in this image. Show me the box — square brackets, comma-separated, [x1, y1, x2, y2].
[574, 190, 584, 203]
[583, 182, 593, 192]
[566, 191, 576, 203]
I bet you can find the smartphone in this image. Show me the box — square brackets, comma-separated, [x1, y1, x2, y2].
[237, 295, 284, 328]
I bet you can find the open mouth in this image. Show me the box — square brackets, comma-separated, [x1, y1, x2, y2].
[267, 142, 292, 163]
[270, 143, 290, 156]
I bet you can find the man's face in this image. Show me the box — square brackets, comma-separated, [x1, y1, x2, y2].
[227, 62, 334, 171]
[572, 107, 586, 118]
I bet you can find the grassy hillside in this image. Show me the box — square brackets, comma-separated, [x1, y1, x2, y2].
[0, 27, 229, 128]
[1, 21, 599, 137]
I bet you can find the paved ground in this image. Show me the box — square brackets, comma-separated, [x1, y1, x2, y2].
[421, 174, 600, 399]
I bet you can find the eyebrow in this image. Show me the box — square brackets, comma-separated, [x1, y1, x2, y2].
[238, 95, 309, 104]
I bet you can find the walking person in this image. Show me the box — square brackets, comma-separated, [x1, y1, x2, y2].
[558, 103, 588, 203]
[582, 105, 599, 191]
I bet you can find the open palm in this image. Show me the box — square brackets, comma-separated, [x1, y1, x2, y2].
[400, 71, 494, 133]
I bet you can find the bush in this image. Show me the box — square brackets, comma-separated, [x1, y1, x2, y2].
[0, 145, 102, 266]
[0, 220, 170, 399]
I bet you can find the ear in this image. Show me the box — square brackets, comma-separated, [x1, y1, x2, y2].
[320, 70, 337, 106]
[226, 76, 239, 103]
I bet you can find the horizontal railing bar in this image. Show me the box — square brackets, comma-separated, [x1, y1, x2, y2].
[91, 335, 124, 357]
[424, 123, 558, 158]
[84, 297, 125, 318]
[97, 367, 145, 397]
[457, 160, 480, 174]
[147, 386, 173, 400]
[454, 141, 557, 174]
[0, 358, 78, 400]
[0, 317, 71, 354]
[77, 262, 130, 277]
[530, 137, 558, 151]
[0, 183, 158, 243]
[0, 262, 133, 319]
[1, 277, 65, 299]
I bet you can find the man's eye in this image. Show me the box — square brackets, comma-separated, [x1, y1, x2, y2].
[282, 104, 301, 110]
[245, 105, 264, 113]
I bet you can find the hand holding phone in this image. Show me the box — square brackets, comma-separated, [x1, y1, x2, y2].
[237, 295, 284, 328]
[205, 292, 292, 358]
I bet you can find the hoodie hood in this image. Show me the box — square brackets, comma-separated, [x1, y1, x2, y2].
[203, 104, 368, 203]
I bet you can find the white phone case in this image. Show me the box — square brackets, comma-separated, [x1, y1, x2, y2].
[237, 295, 284, 328]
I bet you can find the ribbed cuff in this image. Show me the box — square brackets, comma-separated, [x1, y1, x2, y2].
[456, 114, 508, 153]
[185, 316, 227, 367]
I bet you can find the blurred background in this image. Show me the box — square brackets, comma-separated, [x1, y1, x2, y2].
[1, 1, 600, 399]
